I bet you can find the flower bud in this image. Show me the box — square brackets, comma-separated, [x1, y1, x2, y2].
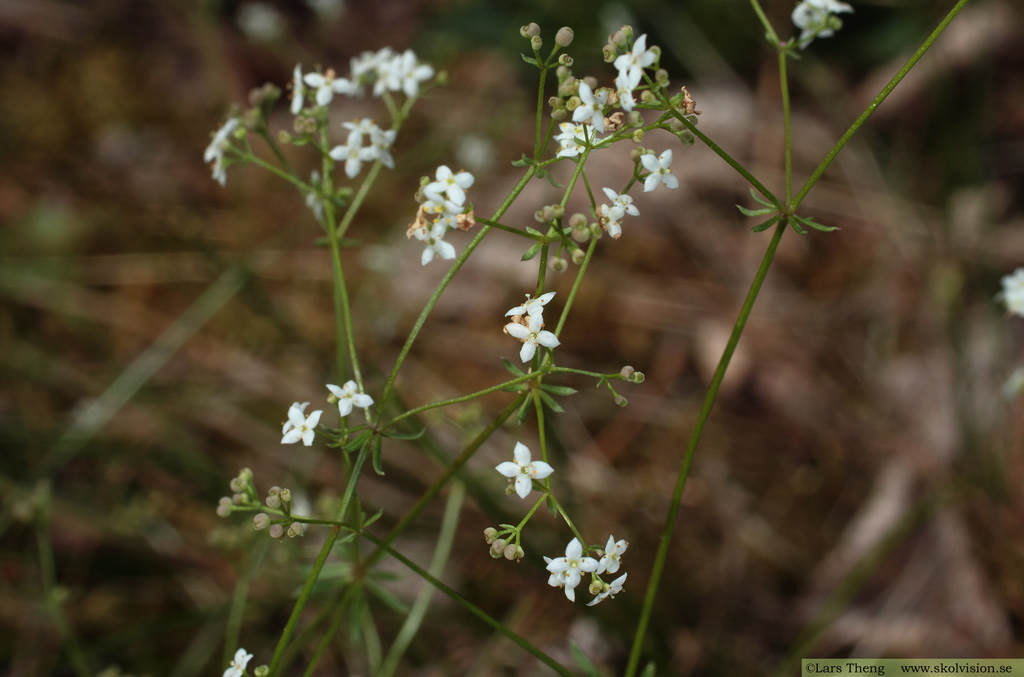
[631, 129, 645, 143]
[614, 395, 628, 407]
[551, 257, 568, 272]
[630, 148, 644, 163]
[583, 76, 597, 90]
[589, 579, 604, 595]
[516, 545, 525, 560]
[568, 212, 587, 229]
[558, 54, 573, 67]
[551, 108, 566, 121]
[253, 513, 271, 530]
[503, 543, 519, 560]
[287, 522, 305, 538]
[266, 494, 281, 510]
[555, 26, 574, 47]
[620, 365, 635, 379]
[229, 477, 245, 493]
[602, 44, 616, 63]
[255, 667, 269, 677]
[530, 35, 543, 52]
[505, 483, 517, 497]
[239, 468, 253, 481]
[484, 527, 498, 544]
[277, 130, 292, 145]
[620, 25, 633, 40]
[565, 95, 581, 112]
[557, 79, 575, 98]
[279, 488, 292, 504]
[490, 539, 508, 558]
[631, 371, 645, 383]
[269, 523, 285, 539]
[216, 498, 232, 518]
[232, 493, 246, 505]
[655, 68, 670, 87]
[571, 248, 586, 265]
[556, 65, 570, 79]
[521, 23, 540, 39]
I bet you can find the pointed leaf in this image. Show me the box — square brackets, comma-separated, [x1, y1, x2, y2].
[750, 215, 781, 233]
[520, 54, 539, 67]
[363, 508, 384, 528]
[382, 427, 425, 441]
[538, 390, 565, 413]
[736, 204, 775, 217]
[795, 215, 840, 232]
[516, 396, 532, 425]
[521, 242, 542, 262]
[789, 218, 807, 236]
[540, 384, 577, 396]
[342, 431, 371, 452]
[502, 358, 526, 376]
[365, 578, 410, 615]
[525, 226, 544, 237]
[749, 188, 776, 208]
[511, 153, 532, 168]
[371, 434, 385, 475]
[569, 642, 602, 677]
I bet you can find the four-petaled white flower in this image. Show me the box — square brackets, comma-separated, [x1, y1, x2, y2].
[640, 150, 679, 192]
[613, 33, 656, 92]
[378, 49, 434, 98]
[204, 118, 239, 186]
[327, 380, 374, 416]
[495, 441, 554, 499]
[424, 165, 475, 207]
[554, 122, 600, 159]
[572, 82, 609, 133]
[303, 68, 356, 107]
[602, 187, 639, 218]
[223, 648, 253, 677]
[545, 537, 599, 602]
[505, 291, 556, 319]
[792, 0, 854, 48]
[413, 219, 456, 265]
[587, 572, 627, 607]
[328, 132, 378, 179]
[281, 401, 322, 447]
[999, 268, 1024, 317]
[596, 535, 629, 575]
[504, 313, 561, 363]
[290, 64, 305, 115]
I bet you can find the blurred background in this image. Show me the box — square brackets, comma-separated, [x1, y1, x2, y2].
[2, 0, 1024, 674]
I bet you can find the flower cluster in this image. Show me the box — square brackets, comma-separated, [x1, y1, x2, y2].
[555, 122, 601, 159]
[544, 535, 629, 605]
[204, 117, 239, 186]
[613, 33, 657, 113]
[291, 48, 435, 112]
[598, 187, 639, 239]
[503, 292, 560, 363]
[328, 118, 396, 179]
[409, 165, 476, 265]
[792, 0, 854, 49]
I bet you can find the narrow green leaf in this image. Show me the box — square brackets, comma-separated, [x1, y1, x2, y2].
[511, 153, 532, 168]
[540, 384, 577, 396]
[521, 242, 542, 262]
[342, 431, 371, 452]
[502, 358, 526, 377]
[525, 226, 544, 237]
[363, 508, 384, 528]
[789, 218, 808, 236]
[516, 396, 531, 425]
[382, 428, 425, 441]
[750, 215, 781, 233]
[371, 434, 385, 475]
[795, 215, 840, 232]
[538, 390, 565, 413]
[365, 579, 410, 615]
[736, 204, 775, 217]
[520, 54, 539, 67]
[640, 662, 658, 677]
[569, 642, 602, 677]
[749, 187, 775, 208]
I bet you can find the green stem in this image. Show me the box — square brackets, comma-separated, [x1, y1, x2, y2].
[779, 48, 793, 203]
[269, 442, 370, 674]
[790, 0, 974, 210]
[625, 219, 787, 677]
[361, 531, 574, 677]
[381, 371, 538, 431]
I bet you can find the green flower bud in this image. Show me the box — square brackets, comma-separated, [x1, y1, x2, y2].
[521, 22, 540, 39]
[571, 248, 586, 265]
[614, 395, 628, 407]
[620, 25, 633, 40]
[530, 35, 543, 52]
[503, 543, 519, 560]
[484, 527, 498, 544]
[555, 26, 574, 47]
[611, 30, 627, 47]
[558, 53, 573, 67]
[620, 365, 635, 379]
[602, 44, 616, 63]
[490, 539, 508, 558]
[253, 513, 271, 530]
[551, 257, 568, 272]
[551, 108, 566, 120]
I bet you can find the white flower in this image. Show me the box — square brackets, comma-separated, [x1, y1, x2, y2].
[792, 0, 854, 48]
[505, 291, 555, 319]
[615, 71, 638, 113]
[377, 49, 434, 98]
[572, 82, 609, 133]
[554, 122, 600, 159]
[329, 132, 378, 179]
[291, 64, 306, 115]
[544, 556, 569, 589]
[596, 535, 628, 575]
[204, 118, 239, 186]
[504, 313, 560, 363]
[424, 165, 474, 207]
[281, 401, 322, 447]
[353, 47, 394, 87]
[327, 381, 374, 417]
[613, 33, 656, 91]
[369, 125, 396, 169]
[413, 219, 456, 265]
[495, 442, 554, 499]
[545, 537, 599, 602]
[587, 572, 627, 606]
[602, 187, 638, 217]
[305, 170, 323, 220]
[223, 648, 253, 677]
[602, 208, 624, 239]
[999, 268, 1024, 317]
[303, 68, 356, 107]
[640, 149, 679, 192]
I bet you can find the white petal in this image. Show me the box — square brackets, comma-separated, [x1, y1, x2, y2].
[531, 461, 554, 479]
[496, 461, 520, 478]
[505, 323, 530, 340]
[513, 442, 532, 465]
[536, 330, 560, 349]
[514, 475, 532, 498]
[519, 341, 537, 363]
[643, 174, 659, 193]
[661, 174, 679, 190]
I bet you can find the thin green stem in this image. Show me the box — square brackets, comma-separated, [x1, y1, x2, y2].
[269, 442, 370, 674]
[790, 0, 973, 210]
[301, 586, 357, 677]
[779, 49, 793, 203]
[361, 531, 574, 677]
[553, 236, 597, 337]
[381, 371, 538, 431]
[748, 0, 781, 45]
[625, 219, 787, 677]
